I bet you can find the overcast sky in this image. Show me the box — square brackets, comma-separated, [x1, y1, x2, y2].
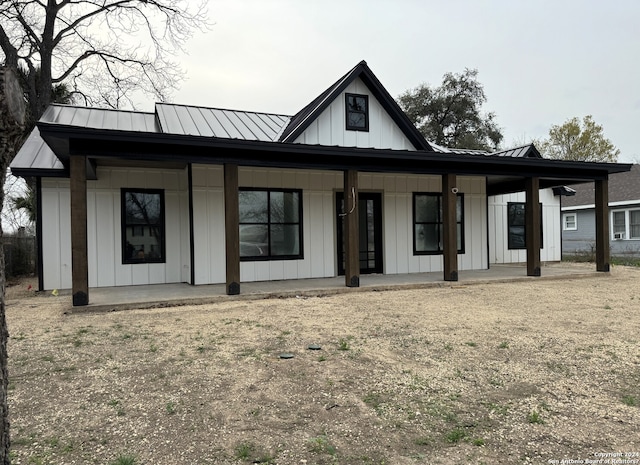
[169, 0, 639, 163]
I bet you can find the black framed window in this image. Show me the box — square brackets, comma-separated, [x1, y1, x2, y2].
[122, 189, 165, 264]
[413, 193, 464, 255]
[239, 189, 303, 260]
[507, 202, 543, 250]
[345, 93, 369, 131]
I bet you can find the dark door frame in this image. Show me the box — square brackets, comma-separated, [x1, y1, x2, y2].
[336, 191, 383, 275]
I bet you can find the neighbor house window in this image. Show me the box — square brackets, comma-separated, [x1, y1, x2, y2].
[122, 189, 165, 264]
[612, 211, 626, 239]
[413, 193, 464, 254]
[631, 210, 640, 239]
[239, 189, 303, 260]
[507, 202, 543, 249]
[345, 93, 369, 131]
[612, 209, 640, 239]
[563, 213, 577, 231]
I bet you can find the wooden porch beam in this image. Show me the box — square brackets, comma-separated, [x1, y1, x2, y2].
[224, 164, 241, 295]
[70, 155, 89, 306]
[442, 174, 458, 281]
[344, 170, 360, 287]
[525, 177, 541, 277]
[595, 178, 610, 272]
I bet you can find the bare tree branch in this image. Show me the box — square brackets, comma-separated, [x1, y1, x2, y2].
[1, 0, 209, 117]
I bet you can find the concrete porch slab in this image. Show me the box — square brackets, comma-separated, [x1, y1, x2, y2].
[66, 263, 602, 313]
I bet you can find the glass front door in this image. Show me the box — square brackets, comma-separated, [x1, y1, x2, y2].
[336, 192, 383, 275]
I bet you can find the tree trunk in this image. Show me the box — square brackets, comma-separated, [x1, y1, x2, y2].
[0, 65, 28, 465]
[0, 218, 9, 465]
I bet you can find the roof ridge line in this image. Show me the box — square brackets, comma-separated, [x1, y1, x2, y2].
[47, 103, 154, 116]
[155, 102, 291, 118]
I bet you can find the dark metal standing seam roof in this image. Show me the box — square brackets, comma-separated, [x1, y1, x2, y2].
[8, 61, 634, 190]
[428, 143, 541, 158]
[488, 145, 542, 158]
[39, 105, 158, 132]
[156, 103, 291, 142]
[10, 127, 64, 172]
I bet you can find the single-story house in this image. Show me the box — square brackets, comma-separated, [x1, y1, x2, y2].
[561, 164, 640, 257]
[10, 60, 631, 306]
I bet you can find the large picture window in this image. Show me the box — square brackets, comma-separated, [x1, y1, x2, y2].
[507, 202, 543, 250]
[122, 189, 165, 264]
[239, 189, 303, 260]
[413, 193, 464, 255]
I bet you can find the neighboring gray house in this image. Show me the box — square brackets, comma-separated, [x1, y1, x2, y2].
[562, 164, 640, 257]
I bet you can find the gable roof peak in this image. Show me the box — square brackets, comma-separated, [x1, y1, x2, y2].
[278, 61, 432, 151]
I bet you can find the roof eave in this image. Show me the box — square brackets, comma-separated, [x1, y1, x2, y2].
[36, 123, 632, 182]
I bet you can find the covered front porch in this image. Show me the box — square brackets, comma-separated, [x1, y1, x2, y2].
[65, 262, 602, 312]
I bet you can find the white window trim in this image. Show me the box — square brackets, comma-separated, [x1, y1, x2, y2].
[611, 208, 640, 240]
[562, 213, 577, 231]
[630, 208, 640, 240]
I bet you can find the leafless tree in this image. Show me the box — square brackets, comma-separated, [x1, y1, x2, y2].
[1, 0, 209, 117]
[0, 1, 209, 462]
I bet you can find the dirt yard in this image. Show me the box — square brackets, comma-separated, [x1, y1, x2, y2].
[5, 266, 640, 465]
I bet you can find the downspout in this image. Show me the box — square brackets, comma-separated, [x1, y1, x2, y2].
[188, 164, 195, 285]
[36, 177, 44, 292]
[485, 178, 490, 270]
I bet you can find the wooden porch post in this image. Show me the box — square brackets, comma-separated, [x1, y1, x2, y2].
[70, 155, 89, 306]
[595, 178, 610, 272]
[224, 164, 241, 295]
[442, 174, 458, 281]
[344, 170, 360, 287]
[525, 177, 541, 277]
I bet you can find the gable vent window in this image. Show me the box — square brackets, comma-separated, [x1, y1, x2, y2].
[345, 93, 369, 131]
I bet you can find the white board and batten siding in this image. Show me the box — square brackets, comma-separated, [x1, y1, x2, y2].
[43, 164, 493, 290]
[378, 174, 488, 274]
[488, 189, 561, 264]
[41, 167, 190, 290]
[293, 78, 417, 151]
[191, 166, 490, 285]
[191, 165, 342, 284]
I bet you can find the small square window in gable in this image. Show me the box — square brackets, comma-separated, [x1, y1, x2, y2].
[345, 93, 369, 132]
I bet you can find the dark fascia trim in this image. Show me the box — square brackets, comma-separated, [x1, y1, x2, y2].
[280, 61, 432, 151]
[38, 123, 632, 182]
[10, 168, 69, 178]
[10, 157, 95, 180]
[487, 178, 591, 196]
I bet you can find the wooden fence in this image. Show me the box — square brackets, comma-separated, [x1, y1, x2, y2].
[2, 235, 36, 278]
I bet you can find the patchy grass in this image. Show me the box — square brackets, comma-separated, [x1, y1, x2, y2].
[563, 253, 640, 267]
[528, 410, 544, 424]
[110, 455, 138, 465]
[7, 267, 640, 464]
[308, 435, 337, 456]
